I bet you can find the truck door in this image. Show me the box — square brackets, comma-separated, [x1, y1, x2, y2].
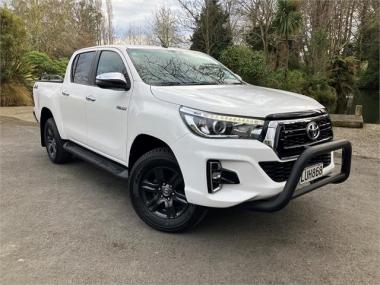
[85, 49, 131, 162]
[60, 51, 96, 144]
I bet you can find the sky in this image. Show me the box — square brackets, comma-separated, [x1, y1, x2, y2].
[0, 0, 184, 40]
[110, 0, 182, 38]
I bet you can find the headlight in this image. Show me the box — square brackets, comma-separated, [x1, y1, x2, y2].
[180, 106, 264, 139]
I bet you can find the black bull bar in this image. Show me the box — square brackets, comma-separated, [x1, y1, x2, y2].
[245, 139, 352, 212]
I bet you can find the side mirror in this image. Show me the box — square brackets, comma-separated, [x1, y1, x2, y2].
[95, 72, 131, 91]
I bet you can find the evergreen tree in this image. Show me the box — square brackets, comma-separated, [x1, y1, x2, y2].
[0, 8, 28, 83]
[190, 0, 232, 59]
[273, 0, 302, 80]
[357, 16, 379, 89]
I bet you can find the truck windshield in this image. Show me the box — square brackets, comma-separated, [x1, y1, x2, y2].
[127, 48, 242, 86]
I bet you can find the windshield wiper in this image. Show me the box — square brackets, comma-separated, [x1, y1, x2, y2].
[155, 81, 219, 86]
[155, 82, 182, 86]
[182, 81, 220, 86]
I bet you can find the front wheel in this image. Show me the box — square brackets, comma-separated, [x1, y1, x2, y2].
[129, 148, 207, 232]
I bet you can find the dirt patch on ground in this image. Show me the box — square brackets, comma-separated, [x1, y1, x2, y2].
[0, 106, 36, 123]
[334, 124, 380, 159]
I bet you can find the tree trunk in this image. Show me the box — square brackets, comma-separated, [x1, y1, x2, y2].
[285, 35, 289, 81]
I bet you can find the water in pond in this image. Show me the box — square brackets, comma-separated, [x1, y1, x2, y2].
[348, 89, 379, 123]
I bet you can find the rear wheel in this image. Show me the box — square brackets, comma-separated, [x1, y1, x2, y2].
[44, 118, 71, 164]
[129, 148, 207, 232]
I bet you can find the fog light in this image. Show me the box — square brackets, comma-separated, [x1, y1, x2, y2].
[207, 160, 240, 193]
[208, 161, 222, 193]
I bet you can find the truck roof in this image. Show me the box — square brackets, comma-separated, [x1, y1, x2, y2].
[76, 45, 188, 53]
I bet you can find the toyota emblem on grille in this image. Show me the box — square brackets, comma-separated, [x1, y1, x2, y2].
[306, 121, 320, 140]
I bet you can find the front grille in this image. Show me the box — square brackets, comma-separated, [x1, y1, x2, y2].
[276, 115, 333, 158]
[259, 153, 332, 182]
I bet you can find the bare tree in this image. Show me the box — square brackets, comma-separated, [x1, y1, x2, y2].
[9, 0, 105, 57]
[105, 0, 114, 44]
[121, 25, 153, 45]
[239, 0, 276, 62]
[177, 0, 202, 29]
[301, 0, 362, 73]
[94, 0, 104, 45]
[177, 0, 238, 37]
[222, 0, 244, 43]
[177, 0, 233, 57]
[152, 6, 181, 47]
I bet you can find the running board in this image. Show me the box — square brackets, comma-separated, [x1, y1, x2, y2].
[63, 142, 129, 180]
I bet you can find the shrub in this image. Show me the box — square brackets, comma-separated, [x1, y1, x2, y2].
[266, 69, 307, 94]
[303, 75, 337, 111]
[23, 51, 68, 79]
[219, 46, 268, 85]
[23, 51, 52, 79]
[51, 58, 69, 77]
[266, 70, 337, 111]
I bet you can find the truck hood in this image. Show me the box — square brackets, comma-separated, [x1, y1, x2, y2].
[150, 84, 324, 118]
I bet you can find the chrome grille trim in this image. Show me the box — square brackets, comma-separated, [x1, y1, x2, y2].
[264, 113, 333, 160]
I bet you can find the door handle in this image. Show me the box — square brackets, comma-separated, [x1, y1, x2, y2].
[86, 95, 96, 102]
[62, 91, 70, 96]
[116, 106, 127, 111]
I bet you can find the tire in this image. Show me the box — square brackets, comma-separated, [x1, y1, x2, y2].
[43, 118, 71, 164]
[129, 147, 207, 232]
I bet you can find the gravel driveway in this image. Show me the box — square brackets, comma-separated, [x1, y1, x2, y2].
[0, 112, 379, 284]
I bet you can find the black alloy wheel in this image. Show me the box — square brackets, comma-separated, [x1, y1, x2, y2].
[43, 118, 71, 164]
[129, 148, 207, 232]
[46, 124, 57, 159]
[139, 166, 188, 219]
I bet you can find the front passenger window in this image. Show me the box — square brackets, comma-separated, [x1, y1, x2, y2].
[96, 51, 127, 76]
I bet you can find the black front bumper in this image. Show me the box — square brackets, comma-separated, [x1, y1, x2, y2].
[245, 139, 352, 212]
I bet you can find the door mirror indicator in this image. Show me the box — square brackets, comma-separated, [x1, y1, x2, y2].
[95, 72, 131, 91]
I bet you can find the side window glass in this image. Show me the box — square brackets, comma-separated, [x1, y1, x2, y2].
[96, 51, 127, 76]
[72, 51, 96, 84]
[71, 55, 79, 82]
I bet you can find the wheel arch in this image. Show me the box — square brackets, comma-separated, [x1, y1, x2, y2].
[40, 107, 54, 146]
[128, 134, 176, 169]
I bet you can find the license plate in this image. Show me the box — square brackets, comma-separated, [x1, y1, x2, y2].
[299, 163, 323, 184]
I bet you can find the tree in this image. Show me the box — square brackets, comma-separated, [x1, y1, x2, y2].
[74, 0, 103, 50]
[273, 0, 302, 80]
[190, 0, 233, 58]
[9, 0, 105, 58]
[105, 0, 114, 44]
[239, 0, 276, 63]
[122, 25, 152, 45]
[219, 45, 267, 85]
[152, 6, 181, 47]
[329, 56, 358, 113]
[0, 8, 32, 106]
[357, 2, 379, 89]
[0, 7, 28, 83]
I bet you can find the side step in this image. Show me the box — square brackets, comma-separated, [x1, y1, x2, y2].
[63, 142, 129, 180]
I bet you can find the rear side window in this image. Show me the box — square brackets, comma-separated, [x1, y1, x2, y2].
[72, 51, 96, 84]
[96, 51, 126, 76]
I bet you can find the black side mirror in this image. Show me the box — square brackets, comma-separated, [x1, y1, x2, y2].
[95, 72, 131, 91]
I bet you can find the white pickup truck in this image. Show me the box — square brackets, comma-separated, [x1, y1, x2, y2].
[33, 45, 352, 232]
